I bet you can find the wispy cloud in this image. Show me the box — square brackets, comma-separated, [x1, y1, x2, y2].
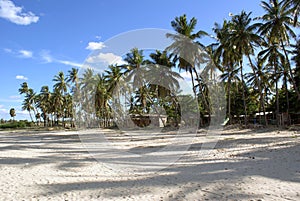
[9, 95, 21, 99]
[19, 50, 33, 58]
[16, 75, 28, 80]
[0, 0, 39, 25]
[86, 41, 106, 50]
[40, 50, 82, 68]
[57, 60, 82, 68]
[0, 98, 22, 103]
[40, 50, 53, 63]
[3, 48, 12, 53]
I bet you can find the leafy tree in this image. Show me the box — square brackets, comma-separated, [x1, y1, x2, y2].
[9, 108, 16, 121]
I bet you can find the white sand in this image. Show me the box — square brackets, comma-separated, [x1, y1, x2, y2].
[0, 127, 299, 200]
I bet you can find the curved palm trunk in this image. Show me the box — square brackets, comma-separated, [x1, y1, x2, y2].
[28, 110, 34, 122]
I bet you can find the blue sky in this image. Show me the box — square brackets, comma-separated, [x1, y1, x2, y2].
[0, 0, 265, 120]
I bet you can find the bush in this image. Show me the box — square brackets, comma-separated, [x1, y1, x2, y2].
[0, 121, 30, 129]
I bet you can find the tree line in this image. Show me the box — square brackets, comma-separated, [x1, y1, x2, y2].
[18, 0, 300, 128]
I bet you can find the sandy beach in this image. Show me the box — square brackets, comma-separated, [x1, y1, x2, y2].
[0, 127, 299, 201]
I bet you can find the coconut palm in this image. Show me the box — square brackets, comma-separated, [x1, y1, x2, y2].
[284, 0, 300, 26]
[213, 20, 240, 124]
[104, 64, 123, 94]
[67, 68, 79, 94]
[230, 10, 264, 125]
[166, 14, 208, 96]
[257, 0, 300, 100]
[259, 42, 285, 126]
[53, 71, 69, 95]
[36, 86, 51, 127]
[18, 82, 29, 95]
[21, 89, 36, 123]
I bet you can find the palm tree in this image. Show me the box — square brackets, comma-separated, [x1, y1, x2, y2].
[51, 90, 64, 126]
[292, 37, 300, 92]
[78, 68, 97, 127]
[230, 11, 264, 125]
[258, 0, 300, 101]
[284, 0, 300, 26]
[246, 60, 269, 125]
[53, 71, 69, 95]
[122, 48, 148, 113]
[9, 108, 16, 122]
[67, 68, 79, 93]
[95, 73, 111, 127]
[148, 50, 179, 98]
[213, 20, 240, 124]
[53, 72, 69, 126]
[259, 42, 285, 126]
[105, 64, 123, 94]
[36, 86, 51, 127]
[21, 88, 36, 123]
[166, 14, 208, 96]
[18, 82, 29, 95]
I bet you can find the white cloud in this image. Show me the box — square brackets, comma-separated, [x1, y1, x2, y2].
[19, 50, 33, 58]
[40, 50, 53, 63]
[16, 75, 28, 80]
[40, 50, 82, 68]
[0, 98, 22, 103]
[3, 48, 12, 53]
[57, 60, 82, 68]
[9, 95, 21, 99]
[86, 41, 106, 50]
[86, 52, 126, 65]
[0, 0, 39, 25]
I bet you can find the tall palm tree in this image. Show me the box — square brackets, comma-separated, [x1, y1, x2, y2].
[246, 60, 269, 125]
[258, 0, 300, 101]
[94, 73, 108, 126]
[259, 42, 285, 126]
[21, 89, 36, 122]
[122, 48, 148, 113]
[148, 50, 178, 98]
[230, 11, 264, 125]
[104, 64, 122, 94]
[166, 14, 208, 96]
[67, 68, 79, 93]
[213, 20, 240, 124]
[36, 86, 51, 127]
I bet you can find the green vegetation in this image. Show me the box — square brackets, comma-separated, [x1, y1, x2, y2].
[0, 120, 34, 129]
[16, 0, 300, 128]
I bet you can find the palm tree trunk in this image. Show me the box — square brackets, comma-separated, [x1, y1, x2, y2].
[275, 62, 280, 127]
[192, 68, 211, 125]
[28, 111, 34, 122]
[284, 73, 290, 125]
[281, 40, 300, 100]
[247, 55, 267, 125]
[227, 73, 232, 124]
[240, 61, 247, 125]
